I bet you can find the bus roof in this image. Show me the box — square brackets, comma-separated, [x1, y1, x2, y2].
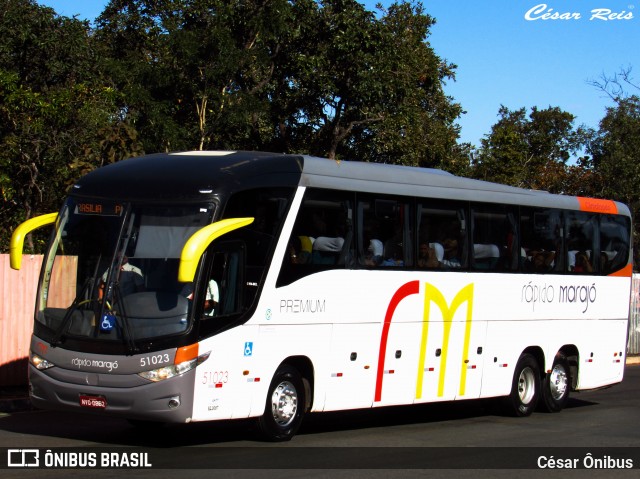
[72, 151, 629, 216]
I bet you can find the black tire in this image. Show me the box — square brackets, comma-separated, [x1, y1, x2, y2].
[540, 355, 571, 412]
[504, 353, 540, 417]
[257, 365, 306, 441]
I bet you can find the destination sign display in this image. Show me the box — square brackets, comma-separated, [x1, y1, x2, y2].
[75, 203, 124, 216]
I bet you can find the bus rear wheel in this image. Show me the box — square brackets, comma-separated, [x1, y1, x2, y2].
[504, 353, 540, 417]
[540, 355, 570, 412]
[257, 365, 306, 441]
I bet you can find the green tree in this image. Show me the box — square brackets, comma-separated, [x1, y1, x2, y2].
[272, 0, 463, 164]
[589, 96, 640, 252]
[96, 0, 295, 152]
[472, 105, 591, 194]
[0, 0, 141, 252]
[95, 0, 464, 163]
[587, 66, 640, 260]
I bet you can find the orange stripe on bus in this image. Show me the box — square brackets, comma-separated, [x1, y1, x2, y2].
[608, 264, 633, 278]
[577, 197, 618, 214]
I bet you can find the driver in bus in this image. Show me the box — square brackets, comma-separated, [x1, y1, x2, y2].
[99, 256, 145, 298]
[181, 278, 219, 317]
[203, 279, 219, 316]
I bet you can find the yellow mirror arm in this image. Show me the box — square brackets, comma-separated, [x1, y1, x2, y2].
[10, 213, 58, 270]
[178, 217, 254, 283]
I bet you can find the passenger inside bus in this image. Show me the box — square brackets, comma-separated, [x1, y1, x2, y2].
[382, 239, 404, 266]
[417, 241, 441, 268]
[527, 250, 555, 272]
[364, 239, 384, 266]
[473, 243, 500, 270]
[441, 238, 462, 268]
[571, 251, 593, 273]
[312, 236, 345, 264]
[288, 236, 311, 265]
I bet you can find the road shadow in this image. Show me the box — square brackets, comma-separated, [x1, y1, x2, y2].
[563, 397, 599, 409]
[0, 384, 604, 447]
[0, 397, 514, 447]
[0, 358, 28, 388]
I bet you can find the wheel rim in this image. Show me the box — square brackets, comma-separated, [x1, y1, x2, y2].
[549, 363, 568, 400]
[518, 366, 536, 405]
[270, 380, 298, 427]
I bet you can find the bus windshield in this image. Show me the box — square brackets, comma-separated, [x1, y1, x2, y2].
[36, 198, 215, 348]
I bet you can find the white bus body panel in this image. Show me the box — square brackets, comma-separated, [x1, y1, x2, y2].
[200, 269, 631, 419]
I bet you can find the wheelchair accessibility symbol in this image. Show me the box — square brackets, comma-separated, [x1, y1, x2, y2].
[100, 313, 116, 332]
[244, 342, 253, 357]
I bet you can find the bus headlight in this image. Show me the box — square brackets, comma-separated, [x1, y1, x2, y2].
[30, 352, 55, 370]
[138, 351, 210, 382]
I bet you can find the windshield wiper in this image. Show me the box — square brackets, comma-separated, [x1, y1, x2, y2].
[109, 282, 137, 355]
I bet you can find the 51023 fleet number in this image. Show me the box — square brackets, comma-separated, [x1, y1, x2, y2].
[202, 371, 229, 385]
[139, 354, 170, 368]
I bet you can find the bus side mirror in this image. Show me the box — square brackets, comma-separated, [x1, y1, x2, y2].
[178, 217, 254, 283]
[10, 213, 58, 270]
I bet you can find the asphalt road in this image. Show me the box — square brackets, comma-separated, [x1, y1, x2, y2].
[1, 365, 639, 478]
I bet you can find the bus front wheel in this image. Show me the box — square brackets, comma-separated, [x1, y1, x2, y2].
[505, 353, 540, 417]
[540, 355, 570, 412]
[257, 365, 306, 441]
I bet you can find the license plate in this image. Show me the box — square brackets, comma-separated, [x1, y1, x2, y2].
[79, 395, 107, 409]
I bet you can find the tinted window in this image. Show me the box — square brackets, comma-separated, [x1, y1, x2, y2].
[520, 208, 563, 273]
[277, 189, 353, 286]
[358, 195, 412, 268]
[416, 199, 468, 270]
[471, 204, 519, 271]
[600, 215, 630, 274]
[565, 211, 597, 274]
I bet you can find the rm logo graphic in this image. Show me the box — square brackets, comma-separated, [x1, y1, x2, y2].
[7, 449, 40, 467]
[375, 281, 475, 402]
[417, 283, 474, 399]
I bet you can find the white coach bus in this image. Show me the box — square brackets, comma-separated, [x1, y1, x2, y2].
[10, 151, 632, 440]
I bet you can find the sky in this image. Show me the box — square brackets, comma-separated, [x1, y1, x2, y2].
[37, 0, 640, 148]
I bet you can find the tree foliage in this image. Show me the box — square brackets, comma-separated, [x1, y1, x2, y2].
[589, 96, 640, 250]
[1, 0, 464, 251]
[471, 105, 592, 194]
[94, 0, 462, 163]
[3, 0, 640, 263]
[0, 0, 142, 252]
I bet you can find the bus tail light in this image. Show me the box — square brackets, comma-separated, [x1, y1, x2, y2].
[138, 349, 210, 382]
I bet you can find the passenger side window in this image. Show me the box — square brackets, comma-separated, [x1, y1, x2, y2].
[222, 187, 294, 269]
[565, 211, 597, 274]
[599, 215, 630, 274]
[471, 204, 519, 271]
[358, 195, 412, 268]
[520, 208, 563, 273]
[416, 199, 467, 269]
[276, 189, 353, 286]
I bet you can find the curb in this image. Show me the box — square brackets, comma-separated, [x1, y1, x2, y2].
[2, 358, 639, 414]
